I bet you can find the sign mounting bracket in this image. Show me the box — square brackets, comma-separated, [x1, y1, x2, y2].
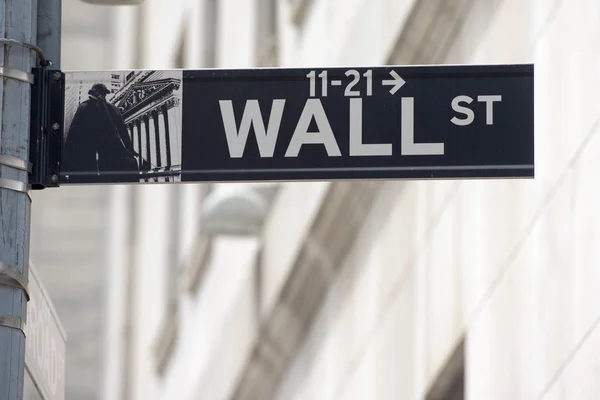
[29, 67, 64, 190]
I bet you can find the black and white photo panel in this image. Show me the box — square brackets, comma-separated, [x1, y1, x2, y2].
[62, 70, 183, 184]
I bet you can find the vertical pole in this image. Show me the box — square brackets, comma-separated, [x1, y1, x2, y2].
[0, 0, 37, 399]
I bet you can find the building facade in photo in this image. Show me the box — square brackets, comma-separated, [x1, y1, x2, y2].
[112, 70, 183, 181]
[101, 1, 600, 400]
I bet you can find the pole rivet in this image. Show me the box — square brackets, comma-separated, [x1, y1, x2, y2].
[51, 123, 60, 131]
[53, 71, 61, 81]
[50, 174, 58, 184]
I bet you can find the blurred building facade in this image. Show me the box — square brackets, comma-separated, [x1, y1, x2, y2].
[29, 1, 120, 399]
[102, 0, 600, 400]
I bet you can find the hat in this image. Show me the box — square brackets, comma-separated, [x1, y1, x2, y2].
[89, 83, 111, 96]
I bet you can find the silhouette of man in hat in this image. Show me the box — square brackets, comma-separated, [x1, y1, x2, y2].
[62, 83, 140, 183]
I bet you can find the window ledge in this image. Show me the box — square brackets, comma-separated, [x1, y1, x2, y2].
[154, 305, 179, 375]
[186, 234, 213, 293]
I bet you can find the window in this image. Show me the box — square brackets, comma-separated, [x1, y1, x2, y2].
[174, 28, 186, 68]
[184, 183, 214, 293]
[289, 0, 314, 26]
[154, 186, 182, 375]
[203, 0, 218, 67]
[256, 0, 278, 66]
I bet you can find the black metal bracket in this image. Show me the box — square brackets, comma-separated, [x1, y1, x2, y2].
[29, 68, 64, 190]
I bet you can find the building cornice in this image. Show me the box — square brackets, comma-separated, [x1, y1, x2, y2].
[230, 180, 383, 400]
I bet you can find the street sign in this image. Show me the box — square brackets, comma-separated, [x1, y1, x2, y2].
[24, 263, 67, 400]
[56, 64, 534, 185]
[25, 370, 44, 400]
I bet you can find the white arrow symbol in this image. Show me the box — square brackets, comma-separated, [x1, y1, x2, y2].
[382, 70, 406, 95]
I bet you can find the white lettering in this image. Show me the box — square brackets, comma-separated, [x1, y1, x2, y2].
[50, 335, 58, 391]
[477, 95, 502, 125]
[349, 98, 392, 156]
[401, 97, 444, 156]
[219, 99, 286, 158]
[285, 99, 341, 157]
[451, 95, 474, 126]
[27, 301, 36, 348]
[42, 317, 50, 389]
[26, 280, 66, 397]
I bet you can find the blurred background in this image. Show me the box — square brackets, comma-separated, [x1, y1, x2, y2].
[26, 0, 600, 399]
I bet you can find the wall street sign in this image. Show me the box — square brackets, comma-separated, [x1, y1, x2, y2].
[55, 64, 534, 185]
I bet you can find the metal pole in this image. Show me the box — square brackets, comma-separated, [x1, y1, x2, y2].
[0, 0, 37, 398]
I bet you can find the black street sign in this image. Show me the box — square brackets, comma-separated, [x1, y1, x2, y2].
[56, 64, 534, 185]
